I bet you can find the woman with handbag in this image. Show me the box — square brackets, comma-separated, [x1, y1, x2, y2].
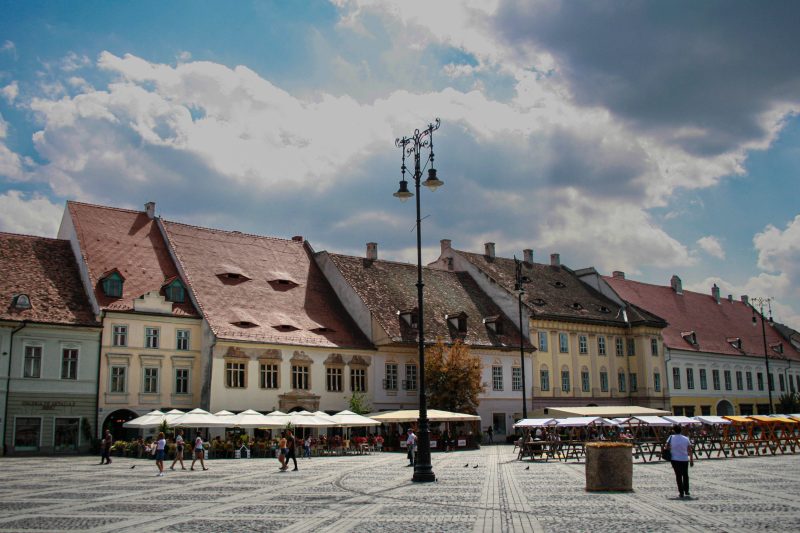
[664, 425, 694, 498]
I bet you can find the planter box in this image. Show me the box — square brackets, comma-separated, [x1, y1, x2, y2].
[585, 442, 633, 492]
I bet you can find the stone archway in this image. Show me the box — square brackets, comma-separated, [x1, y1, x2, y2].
[278, 390, 320, 412]
[103, 409, 139, 441]
[716, 399, 734, 416]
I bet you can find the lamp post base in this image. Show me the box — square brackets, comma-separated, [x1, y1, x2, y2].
[412, 466, 436, 482]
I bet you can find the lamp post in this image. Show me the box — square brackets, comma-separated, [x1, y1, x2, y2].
[751, 297, 774, 414]
[393, 118, 442, 483]
[514, 257, 531, 420]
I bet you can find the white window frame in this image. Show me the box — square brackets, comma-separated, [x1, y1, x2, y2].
[492, 366, 504, 391]
[110, 365, 127, 393]
[61, 345, 79, 380]
[350, 367, 366, 392]
[540, 368, 550, 391]
[142, 367, 159, 394]
[112, 324, 128, 347]
[145, 327, 160, 349]
[578, 335, 588, 355]
[260, 363, 279, 389]
[23, 344, 42, 378]
[175, 368, 190, 394]
[558, 333, 569, 353]
[327, 367, 343, 392]
[176, 329, 190, 351]
[225, 361, 247, 388]
[512, 366, 522, 392]
[597, 336, 606, 356]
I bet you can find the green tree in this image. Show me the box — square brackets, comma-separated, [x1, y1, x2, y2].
[425, 339, 485, 414]
[348, 391, 372, 415]
[777, 392, 800, 413]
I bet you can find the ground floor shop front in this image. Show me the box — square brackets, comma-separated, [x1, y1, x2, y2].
[3, 392, 95, 454]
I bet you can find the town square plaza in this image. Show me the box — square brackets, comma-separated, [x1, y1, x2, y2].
[0, 445, 798, 532]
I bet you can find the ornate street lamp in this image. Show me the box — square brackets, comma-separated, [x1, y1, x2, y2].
[393, 118, 442, 483]
[751, 296, 774, 414]
[514, 257, 531, 419]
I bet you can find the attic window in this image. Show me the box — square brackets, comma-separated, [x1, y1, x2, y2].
[397, 310, 418, 329]
[12, 294, 31, 309]
[101, 270, 124, 298]
[220, 272, 249, 281]
[727, 337, 743, 350]
[216, 264, 251, 282]
[312, 327, 334, 334]
[571, 302, 584, 311]
[553, 281, 567, 289]
[532, 298, 547, 306]
[446, 313, 468, 333]
[232, 321, 258, 328]
[272, 279, 296, 286]
[163, 278, 186, 303]
[771, 342, 784, 355]
[598, 306, 611, 314]
[273, 324, 299, 332]
[483, 316, 503, 334]
[681, 331, 698, 346]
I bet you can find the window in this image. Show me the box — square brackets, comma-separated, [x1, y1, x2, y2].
[724, 370, 732, 391]
[686, 368, 695, 390]
[579, 335, 588, 355]
[102, 272, 123, 298]
[176, 330, 190, 351]
[712, 369, 721, 391]
[512, 367, 522, 392]
[23, 346, 41, 378]
[699, 368, 708, 390]
[492, 366, 504, 391]
[615, 338, 624, 357]
[110, 366, 126, 392]
[630, 373, 638, 392]
[581, 370, 590, 392]
[143, 367, 159, 393]
[598, 336, 606, 356]
[112, 325, 127, 347]
[350, 368, 366, 392]
[778, 373, 785, 392]
[618, 372, 626, 392]
[540, 368, 550, 391]
[538, 332, 548, 352]
[175, 368, 189, 394]
[226, 362, 246, 388]
[327, 367, 343, 392]
[672, 367, 681, 390]
[600, 371, 609, 392]
[292, 365, 310, 390]
[384, 363, 398, 391]
[626, 338, 636, 356]
[559, 333, 569, 353]
[561, 369, 570, 392]
[404, 364, 417, 391]
[54, 418, 80, 452]
[746, 371, 753, 391]
[757, 372, 764, 391]
[651, 338, 659, 356]
[736, 371, 744, 391]
[14, 417, 41, 452]
[701, 405, 711, 416]
[145, 327, 159, 349]
[654, 373, 661, 392]
[791, 376, 796, 394]
[61, 348, 78, 380]
[260, 363, 279, 389]
[164, 279, 185, 303]
[12, 294, 31, 309]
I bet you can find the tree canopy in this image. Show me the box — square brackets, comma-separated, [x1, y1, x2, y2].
[424, 339, 485, 414]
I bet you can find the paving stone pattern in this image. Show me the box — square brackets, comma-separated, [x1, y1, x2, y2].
[0, 446, 798, 532]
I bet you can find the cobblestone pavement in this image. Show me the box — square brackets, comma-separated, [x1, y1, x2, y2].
[0, 445, 799, 532]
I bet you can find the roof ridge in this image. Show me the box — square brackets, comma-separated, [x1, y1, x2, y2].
[0, 231, 66, 243]
[605, 275, 745, 304]
[67, 200, 145, 216]
[455, 248, 552, 268]
[329, 251, 454, 272]
[162, 218, 302, 244]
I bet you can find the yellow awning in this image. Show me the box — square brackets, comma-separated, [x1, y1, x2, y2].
[724, 416, 754, 423]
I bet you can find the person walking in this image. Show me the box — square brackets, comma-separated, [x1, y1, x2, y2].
[487, 425, 494, 445]
[405, 428, 417, 467]
[154, 432, 167, 477]
[303, 434, 312, 459]
[278, 433, 288, 471]
[190, 433, 208, 471]
[170, 429, 186, 470]
[665, 425, 694, 498]
[285, 429, 298, 471]
[99, 429, 113, 465]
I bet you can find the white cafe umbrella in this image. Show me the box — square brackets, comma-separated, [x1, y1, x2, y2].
[331, 410, 380, 428]
[169, 408, 224, 428]
[228, 409, 283, 428]
[164, 409, 186, 425]
[123, 410, 165, 428]
[214, 410, 236, 417]
[313, 410, 338, 423]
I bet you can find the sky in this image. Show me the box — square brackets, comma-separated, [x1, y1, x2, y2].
[0, 0, 799, 329]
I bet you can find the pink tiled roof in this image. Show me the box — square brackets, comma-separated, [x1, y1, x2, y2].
[0, 233, 98, 326]
[66, 202, 198, 317]
[161, 221, 372, 349]
[604, 276, 800, 361]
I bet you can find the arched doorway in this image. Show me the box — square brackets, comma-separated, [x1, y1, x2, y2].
[716, 400, 734, 416]
[103, 409, 139, 441]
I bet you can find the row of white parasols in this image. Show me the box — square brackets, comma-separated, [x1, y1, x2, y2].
[123, 408, 380, 429]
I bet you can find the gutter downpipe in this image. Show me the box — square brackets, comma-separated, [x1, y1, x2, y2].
[95, 311, 105, 440]
[4, 320, 28, 456]
[623, 308, 633, 406]
[663, 347, 672, 413]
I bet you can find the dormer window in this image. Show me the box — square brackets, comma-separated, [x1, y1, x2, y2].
[162, 277, 186, 303]
[727, 337, 742, 350]
[770, 342, 784, 355]
[598, 305, 611, 313]
[681, 331, 698, 346]
[398, 309, 419, 329]
[100, 269, 124, 298]
[267, 272, 299, 289]
[446, 312, 468, 333]
[11, 294, 31, 309]
[483, 316, 503, 334]
[215, 264, 251, 283]
[571, 302, 584, 311]
[553, 281, 567, 289]
[232, 321, 258, 328]
[532, 298, 547, 306]
[273, 324, 299, 332]
[312, 326, 334, 334]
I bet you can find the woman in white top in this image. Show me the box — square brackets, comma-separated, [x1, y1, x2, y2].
[664, 425, 694, 498]
[191, 433, 208, 471]
[170, 429, 186, 470]
[155, 432, 167, 477]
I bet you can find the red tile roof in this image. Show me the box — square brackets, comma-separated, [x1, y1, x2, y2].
[0, 233, 98, 326]
[604, 276, 800, 361]
[66, 202, 198, 317]
[325, 253, 533, 350]
[161, 221, 372, 349]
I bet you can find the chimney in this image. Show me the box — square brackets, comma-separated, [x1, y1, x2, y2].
[612, 271, 625, 279]
[440, 239, 451, 253]
[366, 242, 378, 261]
[144, 201, 156, 219]
[712, 283, 720, 304]
[523, 249, 534, 264]
[291, 235, 304, 242]
[741, 295, 749, 306]
[550, 253, 560, 267]
[670, 275, 682, 294]
[484, 242, 495, 258]
[728, 294, 733, 303]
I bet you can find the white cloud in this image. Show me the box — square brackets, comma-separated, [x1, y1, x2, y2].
[0, 112, 25, 180]
[0, 40, 15, 59]
[60, 52, 91, 72]
[696, 235, 726, 260]
[1, 81, 18, 103]
[0, 190, 62, 236]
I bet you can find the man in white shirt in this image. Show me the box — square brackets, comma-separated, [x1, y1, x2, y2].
[665, 425, 694, 498]
[406, 429, 417, 467]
